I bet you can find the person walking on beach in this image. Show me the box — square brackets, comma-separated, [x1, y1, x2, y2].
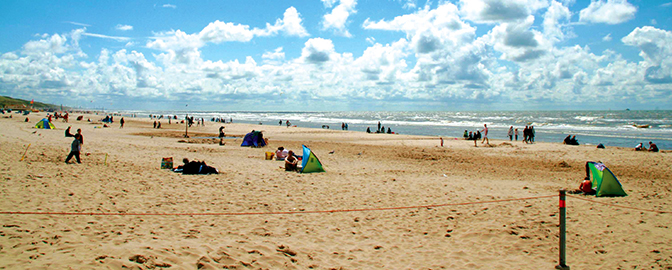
[515, 128, 519, 141]
[481, 124, 489, 145]
[65, 134, 82, 164]
[508, 126, 513, 141]
[120, 117, 125, 128]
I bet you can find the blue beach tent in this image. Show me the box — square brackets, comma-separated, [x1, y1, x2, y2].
[301, 145, 325, 173]
[34, 118, 55, 129]
[240, 131, 266, 147]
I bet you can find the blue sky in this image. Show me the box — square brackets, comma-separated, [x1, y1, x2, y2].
[1, 0, 671, 111]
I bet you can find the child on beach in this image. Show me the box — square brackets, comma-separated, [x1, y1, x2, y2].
[65, 134, 82, 164]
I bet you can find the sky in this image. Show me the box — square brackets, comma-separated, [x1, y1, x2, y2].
[1, 0, 671, 111]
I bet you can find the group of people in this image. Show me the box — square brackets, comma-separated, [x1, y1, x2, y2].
[211, 117, 232, 123]
[462, 124, 537, 146]
[563, 135, 580, 145]
[521, 126, 535, 143]
[275, 147, 301, 172]
[279, 120, 292, 127]
[463, 124, 489, 146]
[49, 112, 69, 123]
[635, 141, 658, 152]
[366, 121, 393, 134]
[174, 158, 219, 174]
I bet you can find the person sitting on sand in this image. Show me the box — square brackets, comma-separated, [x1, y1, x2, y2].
[276, 147, 288, 160]
[648, 141, 659, 152]
[563, 135, 571, 145]
[570, 135, 578, 145]
[579, 177, 596, 195]
[285, 150, 299, 172]
[579, 162, 597, 195]
[634, 143, 644, 151]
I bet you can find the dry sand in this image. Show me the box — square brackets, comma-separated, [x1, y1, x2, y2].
[0, 112, 670, 269]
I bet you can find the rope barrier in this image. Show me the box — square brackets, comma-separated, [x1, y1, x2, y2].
[0, 195, 556, 217]
[566, 194, 671, 214]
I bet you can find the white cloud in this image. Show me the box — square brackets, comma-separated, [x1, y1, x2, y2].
[162, 4, 176, 9]
[65, 21, 91, 27]
[262, 47, 286, 64]
[603, 33, 612, 41]
[579, 0, 637, 25]
[116, 24, 133, 31]
[322, 0, 357, 37]
[261, 7, 310, 38]
[458, 0, 549, 24]
[301, 38, 337, 64]
[486, 16, 550, 62]
[83, 33, 131, 42]
[147, 7, 308, 51]
[622, 26, 672, 84]
[543, 1, 573, 43]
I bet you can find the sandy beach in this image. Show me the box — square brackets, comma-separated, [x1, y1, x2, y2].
[0, 112, 670, 269]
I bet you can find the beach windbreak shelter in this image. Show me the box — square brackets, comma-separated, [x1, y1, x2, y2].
[301, 145, 325, 173]
[240, 131, 266, 147]
[587, 161, 627, 197]
[34, 118, 55, 129]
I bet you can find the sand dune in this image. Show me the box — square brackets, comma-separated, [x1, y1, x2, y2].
[0, 113, 670, 269]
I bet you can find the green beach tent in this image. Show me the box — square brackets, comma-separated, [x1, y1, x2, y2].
[34, 118, 55, 129]
[587, 161, 627, 197]
[301, 145, 325, 173]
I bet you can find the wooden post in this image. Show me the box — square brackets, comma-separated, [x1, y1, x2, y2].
[555, 189, 570, 270]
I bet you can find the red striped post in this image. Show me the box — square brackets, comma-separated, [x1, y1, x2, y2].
[555, 189, 570, 270]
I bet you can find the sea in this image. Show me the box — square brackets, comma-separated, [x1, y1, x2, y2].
[118, 110, 672, 150]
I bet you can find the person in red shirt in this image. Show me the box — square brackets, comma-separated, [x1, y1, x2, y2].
[580, 162, 597, 195]
[579, 178, 596, 195]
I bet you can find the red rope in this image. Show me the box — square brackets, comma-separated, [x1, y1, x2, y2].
[0, 195, 556, 217]
[566, 194, 671, 214]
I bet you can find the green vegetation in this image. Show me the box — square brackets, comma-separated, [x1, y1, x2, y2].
[0, 96, 63, 110]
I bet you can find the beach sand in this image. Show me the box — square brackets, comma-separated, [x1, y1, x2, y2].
[1, 112, 671, 269]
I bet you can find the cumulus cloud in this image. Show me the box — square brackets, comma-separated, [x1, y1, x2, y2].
[543, 0, 572, 43]
[147, 7, 308, 51]
[487, 16, 549, 62]
[262, 7, 310, 37]
[622, 26, 672, 84]
[116, 24, 133, 31]
[2, 3, 671, 110]
[322, 0, 357, 37]
[458, 0, 549, 24]
[579, 0, 637, 24]
[301, 38, 336, 63]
